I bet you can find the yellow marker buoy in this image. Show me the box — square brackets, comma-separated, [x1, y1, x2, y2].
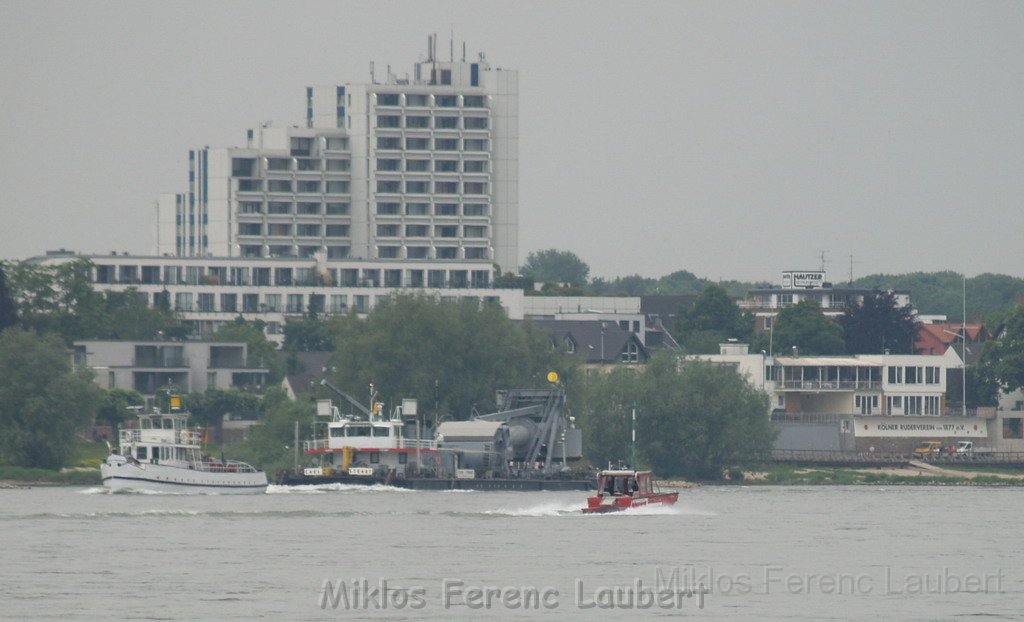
[547, 371, 559, 384]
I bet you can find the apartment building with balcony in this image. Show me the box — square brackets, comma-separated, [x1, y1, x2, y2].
[72, 340, 270, 403]
[741, 270, 912, 331]
[30, 250, 523, 343]
[156, 35, 518, 273]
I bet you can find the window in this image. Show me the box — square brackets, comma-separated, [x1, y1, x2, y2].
[464, 117, 488, 130]
[198, 293, 214, 312]
[436, 95, 457, 107]
[297, 224, 320, 237]
[463, 160, 487, 173]
[463, 182, 487, 194]
[405, 159, 430, 172]
[220, 294, 237, 313]
[406, 180, 429, 193]
[330, 295, 348, 313]
[267, 179, 292, 193]
[463, 225, 486, 238]
[465, 247, 488, 259]
[327, 246, 349, 259]
[239, 201, 262, 214]
[463, 204, 487, 216]
[406, 137, 429, 150]
[439, 69, 451, 85]
[290, 137, 312, 156]
[435, 138, 459, 151]
[325, 224, 349, 237]
[435, 225, 458, 238]
[377, 158, 401, 171]
[377, 115, 401, 128]
[326, 202, 349, 215]
[376, 202, 400, 215]
[924, 396, 940, 416]
[621, 342, 640, 363]
[406, 94, 428, 106]
[326, 181, 349, 194]
[378, 246, 400, 259]
[435, 116, 458, 129]
[175, 292, 193, 311]
[435, 160, 458, 172]
[376, 224, 400, 237]
[326, 159, 350, 171]
[905, 366, 921, 384]
[377, 180, 401, 193]
[435, 203, 458, 216]
[231, 158, 255, 177]
[264, 294, 281, 312]
[377, 93, 399, 106]
[274, 268, 293, 285]
[906, 395, 922, 415]
[297, 202, 320, 215]
[407, 247, 429, 259]
[464, 139, 488, 151]
[406, 116, 429, 128]
[242, 294, 258, 313]
[268, 223, 291, 236]
[287, 294, 304, 314]
[434, 181, 458, 194]
[238, 223, 261, 236]
[406, 202, 430, 216]
[463, 95, 486, 107]
[354, 295, 369, 313]
[266, 158, 290, 171]
[1004, 418, 1024, 440]
[406, 224, 429, 236]
[887, 366, 903, 384]
[325, 137, 348, 150]
[377, 136, 402, 149]
[436, 247, 458, 259]
[268, 201, 291, 214]
[296, 158, 319, 171]
[237, 179, 262, 192]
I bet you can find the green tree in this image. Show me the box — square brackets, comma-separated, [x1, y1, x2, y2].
[0, 328, 101, 468]
[0, 266, 17, 330]
[211, 319, 285, 384]
[95, 388, 145, 428]
[283, 317, 334, 352]
[839, 290, 919, 354]
[578, 353, 773, 480]
[981, 304, 1024, 394]
[770, 299, 845, 355]
[521, 249, 590, 286]
[236, 388, 315, 476]
[327, 295, 570, 420]
[183, 388, 263, 430]
[672, 284, 753, 353]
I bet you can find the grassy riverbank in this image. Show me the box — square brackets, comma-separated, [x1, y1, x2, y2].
[0, 441, 105, 487]
[739, 464, 1024, 486]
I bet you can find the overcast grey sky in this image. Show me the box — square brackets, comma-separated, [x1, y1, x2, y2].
[1, 1, 1022, 282]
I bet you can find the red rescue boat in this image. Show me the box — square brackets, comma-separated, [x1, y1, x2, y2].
[582, 469, 679, 514]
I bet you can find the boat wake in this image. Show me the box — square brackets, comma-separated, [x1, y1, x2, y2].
[265, 483, 413, 494]
[483, 501, 584, 517]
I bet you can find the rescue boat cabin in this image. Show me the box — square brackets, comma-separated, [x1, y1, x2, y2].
[596, 469, 655, 497]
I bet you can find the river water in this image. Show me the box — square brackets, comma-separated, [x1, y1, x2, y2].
[1, 484, 1020, 620]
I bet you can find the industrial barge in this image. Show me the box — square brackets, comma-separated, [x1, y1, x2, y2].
[279, 382, 592, 491]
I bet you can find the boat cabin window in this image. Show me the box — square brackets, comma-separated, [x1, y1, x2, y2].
[141, 419, 152, 430]
[152, 446, 160, 461]
[136, 446, 148, 460]
[163, 418, 174, 429]
[369, 452, 380, 464]
[329, 427, 345, 438]
[372, 427, 390, 437]
[347, 425, 372, 437]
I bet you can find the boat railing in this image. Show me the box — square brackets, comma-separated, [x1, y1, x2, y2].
[193, 459, 258, 473]
[303, 439, 329, 451]
[119, 429, 141, 444]
[398, 438, 437, 450]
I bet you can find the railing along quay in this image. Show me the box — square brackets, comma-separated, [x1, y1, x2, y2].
[770, 449, 1024, 467]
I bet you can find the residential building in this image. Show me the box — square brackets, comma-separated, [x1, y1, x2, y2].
[157, 35, 518, 273]
[30, 250, 520, 344]
[915, 322, 989, 356]
[529, 319, 649, 367]
[741, 270, 912, 331]
[73, 340, 269, 404]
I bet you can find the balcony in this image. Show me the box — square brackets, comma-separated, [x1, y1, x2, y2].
[131, 356, 189, 368]
[777, 379, 882, 391]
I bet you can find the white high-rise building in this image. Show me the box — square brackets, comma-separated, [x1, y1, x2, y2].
[157, 36, 519, 273]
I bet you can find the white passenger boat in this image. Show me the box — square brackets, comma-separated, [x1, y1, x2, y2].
[100, 404, 267, 494]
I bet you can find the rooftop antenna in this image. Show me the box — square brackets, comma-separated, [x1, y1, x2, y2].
[450, 26, 454, 62]
[818, 250, 828, 273]
[462, 41, 466, 62]
[370, 61, 375, 84]
[847, 253, 859, 285]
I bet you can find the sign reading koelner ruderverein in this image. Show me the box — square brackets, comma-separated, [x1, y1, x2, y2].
[781, 271, 825, 289]
[854, 417, 988, 438]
